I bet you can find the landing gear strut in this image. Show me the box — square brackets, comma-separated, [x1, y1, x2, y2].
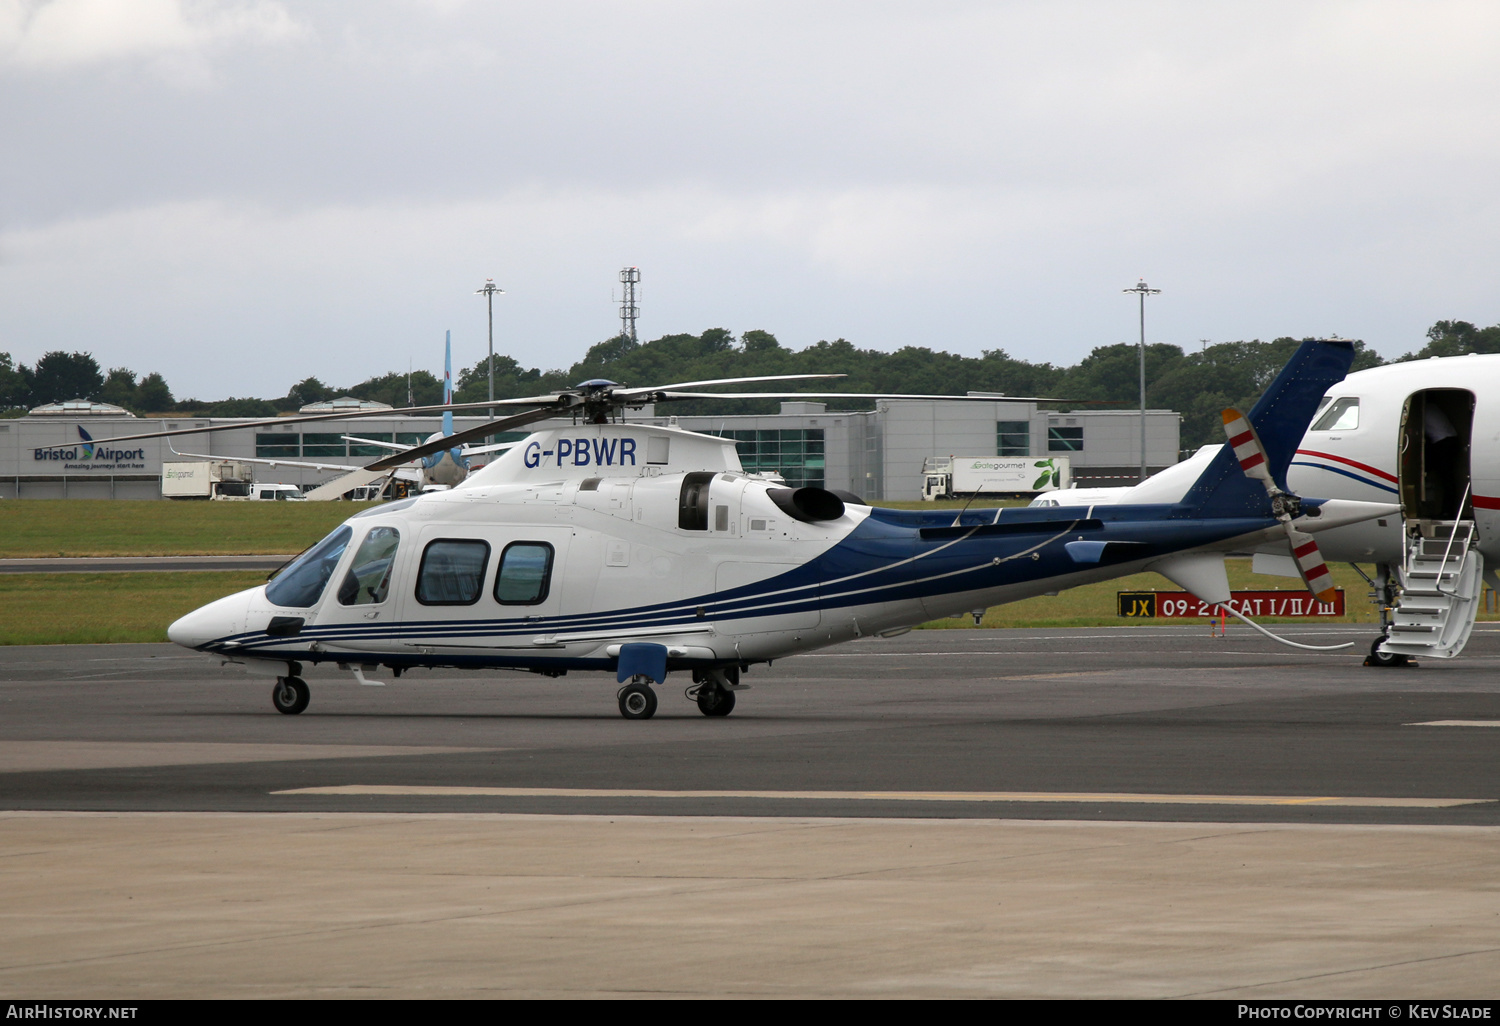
[272, 676, 310, 715]
[617, 678, 658, 719]
[1358, 562, 1409, 667]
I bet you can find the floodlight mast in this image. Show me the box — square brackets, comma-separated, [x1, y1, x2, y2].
[475, 278, 505, 420]
[619, 267, 640, 342]
[1122, 278, 1161, 483]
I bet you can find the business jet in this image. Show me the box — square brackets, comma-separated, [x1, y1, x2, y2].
[1034, 352, 1499, 665]
[162, 338, 1393, 719]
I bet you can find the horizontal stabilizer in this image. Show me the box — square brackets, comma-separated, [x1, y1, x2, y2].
[1148, 553, 1231, 606]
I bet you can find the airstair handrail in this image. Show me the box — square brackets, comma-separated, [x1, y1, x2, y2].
[1434, 482, 1474, 597]
[1438, 482, 1473, 575]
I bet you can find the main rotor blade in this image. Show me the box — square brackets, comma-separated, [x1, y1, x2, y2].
[613, 374, 845, 397]
[651, 391, 1123, 404]
[366, 401, 576, 470]
[31, 396, 562, 449]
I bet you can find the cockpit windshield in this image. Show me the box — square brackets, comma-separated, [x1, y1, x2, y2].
[1311, 397, 1359, 432]
[265, 525, 352, 608]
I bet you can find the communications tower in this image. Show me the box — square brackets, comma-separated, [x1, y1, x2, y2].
[618, 266, 640, 342]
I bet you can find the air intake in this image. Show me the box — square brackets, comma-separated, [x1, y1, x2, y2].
[767, 487, 845, 523]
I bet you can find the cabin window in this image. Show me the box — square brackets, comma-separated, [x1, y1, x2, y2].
[1311, 397, 1359, 432]
[265, 526, 352, 608]
[494, 542, 555, 604]
[416, 539, 490, 605]
[337, 527, 401, 606]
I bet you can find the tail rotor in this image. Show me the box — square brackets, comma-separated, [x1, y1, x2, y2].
[1222, 407, 1337, 605]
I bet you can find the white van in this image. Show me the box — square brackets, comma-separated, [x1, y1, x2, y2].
[251, 483, 305, 501]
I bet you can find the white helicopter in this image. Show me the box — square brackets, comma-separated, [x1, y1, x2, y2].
[168, 332, 511, 499]
[1034, 353, 1500, 666]
[160, 338, 1394, 719]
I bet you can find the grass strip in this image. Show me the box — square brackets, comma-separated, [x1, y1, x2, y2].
[920, 560, 1410, 628]
[0, 572, 265, 645]
[0, 500, 369, 557]
[0, 561, 1434, 647]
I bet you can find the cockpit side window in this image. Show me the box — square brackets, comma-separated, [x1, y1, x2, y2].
[265, 526, 352, 608]
[337, 526, 401, 606]
[1311, 397, 1359, 432]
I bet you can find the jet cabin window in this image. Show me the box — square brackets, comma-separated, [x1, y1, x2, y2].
[415, 539, 490, 605]
[1311, 397, 1359, 432]
[494, 542, 555, 604]
[265, 526, 352, 608]
[337, 527, 400, 606]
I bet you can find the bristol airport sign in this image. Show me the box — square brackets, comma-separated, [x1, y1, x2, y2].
[32, 426, 147, 471]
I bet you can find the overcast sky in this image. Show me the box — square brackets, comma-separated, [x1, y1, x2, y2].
[3, 0, 1499, 400]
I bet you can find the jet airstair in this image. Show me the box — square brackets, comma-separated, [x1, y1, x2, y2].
[1378, 519, 1484, 660]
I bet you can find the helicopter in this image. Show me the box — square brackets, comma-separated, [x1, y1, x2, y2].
[158, 337, 1395, 719]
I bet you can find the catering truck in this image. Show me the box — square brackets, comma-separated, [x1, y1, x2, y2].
[920, 455, 1070, 501]
[161, 460, 254, 500]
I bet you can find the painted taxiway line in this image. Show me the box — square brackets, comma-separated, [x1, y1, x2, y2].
[1408, 720, 1500, 727]
[271, 785, 1490, 808]
[0, 742, 501, 773]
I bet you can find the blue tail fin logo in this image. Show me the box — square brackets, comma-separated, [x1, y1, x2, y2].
[443, 330, 454, 439]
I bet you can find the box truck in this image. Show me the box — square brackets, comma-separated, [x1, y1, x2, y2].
[920, 456, 1070, 501]
[161, 461, 254, 500]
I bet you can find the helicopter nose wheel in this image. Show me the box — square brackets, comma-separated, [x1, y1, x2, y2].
[272, 676, 310, 715]
[617, 679, 658, 719]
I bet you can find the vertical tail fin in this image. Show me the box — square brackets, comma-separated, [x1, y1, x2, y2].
[443, 329, 453, 438]
[1178, 338, 1356, 518]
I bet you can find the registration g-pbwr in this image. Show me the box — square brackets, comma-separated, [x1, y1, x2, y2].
[163, 340, 1395, 719]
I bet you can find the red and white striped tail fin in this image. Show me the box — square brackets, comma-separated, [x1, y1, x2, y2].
[1221, 407, 1274, 486]
[1288, 527, 1337, 604]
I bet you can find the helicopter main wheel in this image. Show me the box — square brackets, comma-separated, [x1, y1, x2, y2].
[1366, 638, 1409, 667]
[272, 676, 310, 715]
[617, 682, 658, 720]
[696, 683, 736, 717]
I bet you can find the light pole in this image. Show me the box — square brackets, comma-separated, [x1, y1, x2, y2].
[1122, 278, 1160, 483]
[474, 278, 505, 420]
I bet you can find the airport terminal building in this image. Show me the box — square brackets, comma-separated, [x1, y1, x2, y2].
[0, 397, 1180, 501]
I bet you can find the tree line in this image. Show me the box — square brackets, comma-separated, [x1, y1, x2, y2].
[2, 319, 1494, 452]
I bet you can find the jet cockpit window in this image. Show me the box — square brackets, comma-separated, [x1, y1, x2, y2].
[265, 526, 353, 608]
[494, 542, 555, 605]
[416, 539, 491, 605]
[337, 527, 401, 606]
[1311, 397, 1359, 431]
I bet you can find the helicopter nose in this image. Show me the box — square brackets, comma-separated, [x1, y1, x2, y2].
[168, 590, 253, 650]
